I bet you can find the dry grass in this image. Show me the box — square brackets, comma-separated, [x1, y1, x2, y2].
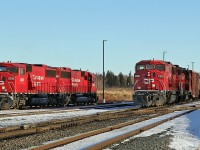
[97, 88, 133, 103]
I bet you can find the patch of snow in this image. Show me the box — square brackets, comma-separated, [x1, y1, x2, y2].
[0, 109, 108, 127]
[0, 106, 135, 128]
[133, 110, 200, 150]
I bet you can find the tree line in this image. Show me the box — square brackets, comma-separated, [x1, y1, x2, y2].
[96, 71, 133, 89]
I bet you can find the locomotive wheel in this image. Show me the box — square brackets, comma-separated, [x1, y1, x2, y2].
[3, 103, 10, 109]
[92, 98, 96, 104]
[0, 102, 3, 109]
[0, 97, 13, 110]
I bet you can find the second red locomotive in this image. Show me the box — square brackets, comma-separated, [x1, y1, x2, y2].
[0, 61, 98, 109]
[133, 59, 199, 107]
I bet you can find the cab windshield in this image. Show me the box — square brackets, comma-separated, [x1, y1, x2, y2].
[8, 67, 18, 73]
[155, 64, 165, 71]
[0, 66, 6, 72]
[146, 64, 154, 70]
[136, 64, 165, 71]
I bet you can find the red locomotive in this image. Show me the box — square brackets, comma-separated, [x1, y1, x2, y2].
[133, 59, 199, 107]
[0, 61, 98, 109]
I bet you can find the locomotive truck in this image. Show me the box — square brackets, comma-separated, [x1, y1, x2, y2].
[133, 59, 200, 107]
[0, 61, 98, 109]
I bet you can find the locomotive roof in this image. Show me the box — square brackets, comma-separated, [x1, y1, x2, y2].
[137, 60, 194, 72]
[57, 67, 71, 70]
[137, 60, 169, 64]
[0, 62, 27, 67]
[73, 69, 82, 71]
[33, 64, 47, 67]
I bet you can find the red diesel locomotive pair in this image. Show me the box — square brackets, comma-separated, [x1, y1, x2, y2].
[0, 61, 98, 109]
[133, 59, 199, 107]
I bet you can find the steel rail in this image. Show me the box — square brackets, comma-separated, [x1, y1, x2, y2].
[30, 106, 198, 150]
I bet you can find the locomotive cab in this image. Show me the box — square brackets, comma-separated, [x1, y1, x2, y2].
[133, 60, 169, 107]
[0, 62, 27, 109]
[134, 60, 166, 91]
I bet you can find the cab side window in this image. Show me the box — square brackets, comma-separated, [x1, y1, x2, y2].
[20, 68, 25, 75]
[137, 65, 146, 70]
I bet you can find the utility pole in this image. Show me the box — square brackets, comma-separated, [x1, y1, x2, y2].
[191, 62, 194, 71]
[163, 51, 167, 61]
[103, 40, 107, 103]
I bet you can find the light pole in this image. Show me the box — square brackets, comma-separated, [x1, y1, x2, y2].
[191, 62, 194, 71]
[187, 65, 190, 70]
[103, 40, 107, 103]
[163, 51, 167, 61]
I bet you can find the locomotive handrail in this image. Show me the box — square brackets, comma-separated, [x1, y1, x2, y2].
[8, 82, 15, 102]
[133, 80, 138, 89]
[157, 79, 164, 90]
[8, 82, 15, 94]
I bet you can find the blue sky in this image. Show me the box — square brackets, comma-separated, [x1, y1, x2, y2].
[0, 0, 200, 75]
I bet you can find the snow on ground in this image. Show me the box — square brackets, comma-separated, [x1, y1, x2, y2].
[1, 101, 200, 149]
[132, 109, 200, 150]
[0, 101, 199, 128]
[49, 110, 190, 150]
[0, 109, 107, 127]
[0, 106, 134, 128]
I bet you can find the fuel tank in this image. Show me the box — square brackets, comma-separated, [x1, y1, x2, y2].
[29, 94, 48, 106]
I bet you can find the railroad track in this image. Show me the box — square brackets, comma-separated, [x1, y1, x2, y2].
[0, 102, 134, 118]
[0, 104, 196, 139]
[0, 107, 139, 139]
[30, 106, 198, 150]
[0, 105, 169, 139]
[0, 102, 199, 149]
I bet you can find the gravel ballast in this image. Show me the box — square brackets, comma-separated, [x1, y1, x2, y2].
[108, 131, 174, 150]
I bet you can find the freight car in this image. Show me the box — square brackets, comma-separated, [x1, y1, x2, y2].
[0, 61, 98, 109]
[133, 59, 200, 107]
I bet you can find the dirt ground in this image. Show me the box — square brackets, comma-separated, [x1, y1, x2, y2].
[97, 88, 133, 103]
